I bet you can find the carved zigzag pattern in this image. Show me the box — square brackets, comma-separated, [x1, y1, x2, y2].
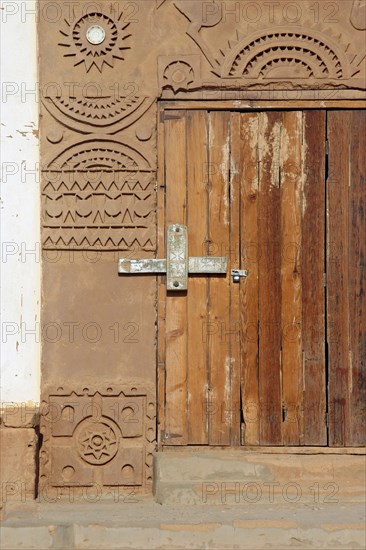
[42, 230, 155, 250]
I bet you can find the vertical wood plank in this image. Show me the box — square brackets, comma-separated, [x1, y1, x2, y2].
[229, 113, 242, 446]
[348, 110, 366, 445]
[157, 106, 166, 447]
[164, 110, 188, 444]
[186, 111, 209, 444]
[280, 111, 304, 445]
[238, 113, 260, 445]
[258, 112, 283, 445]
[208, 111, 232, 445]
[302, 110, 327, 445]
[327, 110, 351, 447]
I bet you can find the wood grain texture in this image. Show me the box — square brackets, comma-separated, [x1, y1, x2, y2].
[164, 111, 188, 444]
[348, 110, 366, 446]
[327, 111, 351, 447]
[186, 111, 209, 444]
[237, 112, 260, 445]
[302, 111, 327, 445]
[280, 111, 304, 445]
[328, 110, 366, 446]
[207, 111, 232, 445]
[157, 107, 166, 448]
[229, 113, 242, 446]
[257, 112, 283, 445]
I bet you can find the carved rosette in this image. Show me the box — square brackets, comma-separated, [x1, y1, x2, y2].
[58, 11, 131, 73]
[158, 55, 201, 92]
[39, 386, 156, 494]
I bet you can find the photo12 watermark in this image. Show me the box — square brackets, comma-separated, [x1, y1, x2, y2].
[201, 480, 340, 504]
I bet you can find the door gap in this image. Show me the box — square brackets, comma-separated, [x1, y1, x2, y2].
[324, 111, 330, 446]
[239, 384, 245, 445]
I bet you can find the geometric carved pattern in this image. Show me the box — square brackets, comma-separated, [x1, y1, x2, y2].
[219, 27, 359, 80]
[42, 94, 154, 134]
[59, 11, 131, 73]
[41, 172, 156, 250]
[45, 140, 152, 172]
[158, 55, 201, 92]
[172, 0, 363, 87]
[39, 386, 156, 492]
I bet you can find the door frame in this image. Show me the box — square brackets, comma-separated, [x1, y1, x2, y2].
[156, 100, 365, 451]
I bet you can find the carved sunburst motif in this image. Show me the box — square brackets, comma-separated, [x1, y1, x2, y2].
[59, 12, 131, 72]
[217, 24, 360, 81]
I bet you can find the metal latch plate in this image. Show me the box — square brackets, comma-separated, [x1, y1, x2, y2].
[118, 224, 228, 291]
[119, 259, 166, 273]
[167, 224, 188, 290]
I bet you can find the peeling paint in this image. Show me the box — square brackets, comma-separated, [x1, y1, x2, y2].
[270, 121, 281, 190]
[224, 356, 231, 409]
[244, 115, 260, 192]
[221, 135, 230, 225]
[16, 129, 28, 138]
[301, 116, 308, 217]
[258, 113, 269, 176]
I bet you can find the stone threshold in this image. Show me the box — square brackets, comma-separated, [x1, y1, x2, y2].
[1, 499, 365, 549]
[153, 450, 366, 505]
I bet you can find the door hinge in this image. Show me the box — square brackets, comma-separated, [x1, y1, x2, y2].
[325, 139, 329, 157]
[323, 273, 327, 287]
[325, 413, 329, 427]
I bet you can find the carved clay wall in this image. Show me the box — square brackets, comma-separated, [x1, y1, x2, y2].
[39, 0, 366, 494]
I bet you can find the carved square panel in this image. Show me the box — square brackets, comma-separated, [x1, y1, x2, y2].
[40, 386, 156, 493]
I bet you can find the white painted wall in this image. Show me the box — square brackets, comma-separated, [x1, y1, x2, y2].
[0, 0, 40, 403]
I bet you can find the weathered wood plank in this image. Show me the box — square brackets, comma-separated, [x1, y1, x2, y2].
[208, 111, 231, 445]
[302, 110, 327, 445]
[238, 112, 260, 445]
[186, 110, 209, 444]
[327, 110, 351, 447]
[280, 111, 304, 445]
[229, 113, 242, 446]
[157, 106, 166, 447]
[257, 112, 283, 445]
[348, 110, 366, 445]
[164, 110, 188, 444]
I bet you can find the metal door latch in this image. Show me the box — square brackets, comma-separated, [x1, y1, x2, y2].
[231, 269, 248, 283]
[119, 224, 227, 291]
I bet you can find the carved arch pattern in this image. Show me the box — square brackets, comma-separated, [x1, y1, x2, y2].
[219, 27, 358, 80]
[169, 1, 364, 88]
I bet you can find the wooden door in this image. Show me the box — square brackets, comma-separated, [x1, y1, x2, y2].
[159, 109, 365, 448]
